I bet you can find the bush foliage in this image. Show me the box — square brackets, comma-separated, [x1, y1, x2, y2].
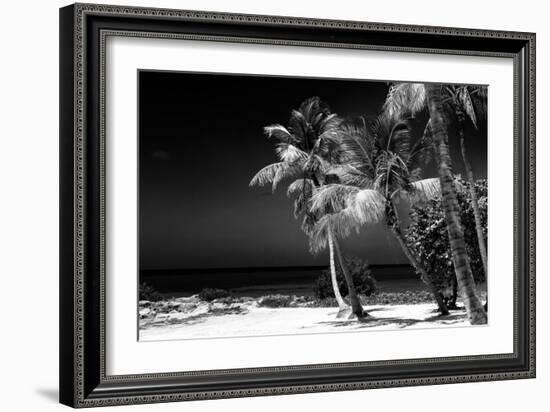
[405, 176, 487, 298]
[257, 294, 294, 308]
[139, 282, 163, 302]
[198, 288, 231, 302]
[313, 256, 377, 300]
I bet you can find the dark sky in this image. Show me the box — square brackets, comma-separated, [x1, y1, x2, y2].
[139, 71, 487, 271]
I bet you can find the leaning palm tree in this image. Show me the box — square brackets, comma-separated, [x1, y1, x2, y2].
[386, 83, 489, 279]
[308, 200, 367, 318]
[425, 84, 487, 324]
[287, 177, 349, 313]
[249, 97, 365, 318]
[441, 85, 488, 277]
[383, 83, 487, 324]
[310, 115, 449, 315]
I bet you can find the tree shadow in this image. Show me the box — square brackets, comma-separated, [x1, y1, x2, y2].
[318, 317, 421, 329]
[424, 311, 467, 323]
[310, 310, 467, 330]
[141, 313, 209, 330]
[141, 307, 250, 330]
[361, 307, 388, 314]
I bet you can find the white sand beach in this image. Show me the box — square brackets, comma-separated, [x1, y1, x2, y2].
[139, 302, 470, 341]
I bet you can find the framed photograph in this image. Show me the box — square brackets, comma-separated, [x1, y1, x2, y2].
[59, 3, 535, 408]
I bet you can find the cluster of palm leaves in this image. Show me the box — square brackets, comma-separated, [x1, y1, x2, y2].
[250, 83, 488, 324]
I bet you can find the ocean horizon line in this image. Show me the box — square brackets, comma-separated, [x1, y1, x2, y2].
[141, 263, 413, 276]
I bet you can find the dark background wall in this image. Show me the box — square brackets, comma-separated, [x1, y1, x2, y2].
[139, 71, 487, 271]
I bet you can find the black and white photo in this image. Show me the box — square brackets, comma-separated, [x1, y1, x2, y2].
[138, 72, 489, 340]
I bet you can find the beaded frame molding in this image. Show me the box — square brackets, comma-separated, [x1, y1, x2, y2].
[59, 3, 535, 408]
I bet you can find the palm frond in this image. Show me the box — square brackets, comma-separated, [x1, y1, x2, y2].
[371, 115, 411, 162]
[407, 178, 441, 204]
[348, 189, 386, 225]
[374, 152, 409, 198]
[293, 192, 310, 218]
[272, 164, 301, 193]
[388, 121, 412, 162]
[458, 87, 478, 129]
[303, 154, 330, 176]
[288, 109, 307, 142]
[310, 184, 358, 215]
[325, 163, 370, 187]
[309, 187, 386, 253]
[337, 117, 375, 172]
[311, 112, 324, 129]
[300, 210, 317, 234]
[286, 178, 314, 197]
[470, 85, 487, 127]
[309, 214, 357, 253]
[312, 133, 332, 157]
[408, 119, 434, 168]
[249, 162, 301, 192]
[383, 83, 427, 120]
[317, 113, 342, 134]
[299, 96, 330, 123]
[264, 124, 293, 142]
[275, 143, 308, 162]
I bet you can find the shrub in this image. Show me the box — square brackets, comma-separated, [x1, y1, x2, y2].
[405, 176, 487, 300]
[198, 288, 230, 302]
[139, 282, 163, 302]
[367, 290, 434, 306]
[257, 294, 293, 308]
[313, 256, 377, 300]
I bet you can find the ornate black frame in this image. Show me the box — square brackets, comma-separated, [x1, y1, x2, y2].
[59, 3, 536, 408]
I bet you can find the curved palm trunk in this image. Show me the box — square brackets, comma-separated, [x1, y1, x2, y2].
[458, 119, 488, 277]
[327, 224, 348, 311]
[389, 203, 449, 315]
[333, 237, 366, 318]
[426, 84, 487, 325]
[312, 175, 350, 313]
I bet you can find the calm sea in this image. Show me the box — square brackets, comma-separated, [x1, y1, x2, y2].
[140, 265, 419, 298]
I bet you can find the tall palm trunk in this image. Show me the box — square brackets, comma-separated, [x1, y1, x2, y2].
[457, 117, 488, 277]
[426, 84, 487, 325]
[458, 118, 489, 313]
[389, 202, 449, 315]
[327, 224, 348, 311]
[333, 236, 366, 318]
[312, 174, 351, 313]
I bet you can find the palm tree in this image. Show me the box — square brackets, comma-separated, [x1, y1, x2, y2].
[327, 223, 347, 310]
[249, 97, 364, 318]
[442, 85, 488, 278]
[384, 82, 487, 324]
[425, 84, 487, 324]
[386, 83, 489, 280]
[310, 115, 449, 315]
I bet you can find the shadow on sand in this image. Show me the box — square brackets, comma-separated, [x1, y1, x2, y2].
[141, 306, 250, 330]
[308, 310, 467, 331]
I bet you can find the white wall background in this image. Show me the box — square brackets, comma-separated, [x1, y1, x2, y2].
[0, 0, 545, 411]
